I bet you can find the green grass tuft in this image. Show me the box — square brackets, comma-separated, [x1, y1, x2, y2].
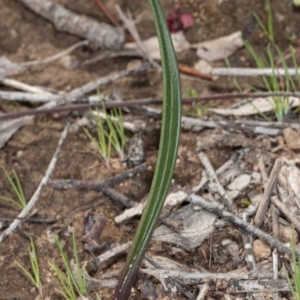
[50, 232, 87, 300]
[15, 238, 43, 298]
[0, 167, 26, 209]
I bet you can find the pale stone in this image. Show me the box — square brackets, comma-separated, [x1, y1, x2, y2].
[253, 239, 271, 258]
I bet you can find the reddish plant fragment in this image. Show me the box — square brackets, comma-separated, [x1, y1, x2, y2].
[180, 13, 194, 30]
[178, 63, 212, 81]
[167, 8, 194, 32]
[93, 0, 120, 27]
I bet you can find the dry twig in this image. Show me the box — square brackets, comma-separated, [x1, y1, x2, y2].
[92, 242, 132, 267]
[0, 121, 70, 242]
[17, 0, 125, 49]
[197, 151, 238, 214]
[52, 163, 148, 191]
[188, 194, 293, 256]
[2, 91, 300, 122]
[254, 158, 283, 228]
[212, 67, 300, 77]
[0, 63, 150, 148]
[20, 40, 88, 67]
[115, 5, 161, 70]
[271, 196, 300, 233]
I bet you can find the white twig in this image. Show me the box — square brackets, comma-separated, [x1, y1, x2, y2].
[92, 242, 132, 267]
[235, 119, 300, 130]
[141, 268, 250, 284]
[0, 91, 106, 103]
[198, 151, 238, 214]
[0, 121, 70, 242]
[196, 284, 209, 300]
[1, 78, 53, 94]
[273, 249, 279, 300]
[0, 91, 56, 102]
[21, 40, 88, 67]
[193, 150, 239, 193]
[212, 68, 300, 77]
[47, 63, 150, 107]
[115, 5, 161, 70]
[0, 63, 150, 149]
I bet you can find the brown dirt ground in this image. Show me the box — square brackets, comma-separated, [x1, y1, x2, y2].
[0, 0, 300, 299]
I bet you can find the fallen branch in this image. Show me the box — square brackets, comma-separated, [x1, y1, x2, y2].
[16, 0, 125, 50]
[2, 91, 300, 121]
[227, 278, 290, 293]
[0, 63, 150, 148]
[254, 158, 283, 228]
[92, 242, 132, 267]
[141, 268, 249, 285]
[52, 163, 148, 191]
[187, 194, 293, 256]
[0, 91, 103, 103]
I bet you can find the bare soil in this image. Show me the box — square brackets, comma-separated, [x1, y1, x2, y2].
[0, 0, 300, 299]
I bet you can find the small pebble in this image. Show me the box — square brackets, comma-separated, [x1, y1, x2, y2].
[16, 150, 24, 158]
[126, 59, 142, 71]
[59, 55, 79, 70]
[279, 224, 299, 244]
[253, 239, 271, 258]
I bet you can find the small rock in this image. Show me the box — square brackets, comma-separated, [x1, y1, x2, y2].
[279, 224, 299, 244]
[16, 150, 24, 158]
[283, 127, 300, 150]
[77, 116, 90, 127]
[59, 55, 79, 70]
[253, 239, 271, 258]
[126, 59, 142, 71]
[69, 117, 91, 133]
[227, 174, 251, 191]
[68, 123, 79, 133]
[125, 132, 144, 167]
[194, 59, 213, 75]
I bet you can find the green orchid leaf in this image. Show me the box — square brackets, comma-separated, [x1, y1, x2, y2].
[113, 0, 181, 299]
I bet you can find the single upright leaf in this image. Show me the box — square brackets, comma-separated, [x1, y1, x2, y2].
[113, 0, 181, 299]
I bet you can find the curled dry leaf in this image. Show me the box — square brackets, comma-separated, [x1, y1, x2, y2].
[124, 31, 190, 60]
[192, 31, 243, 61]
[210, 96, 300, 116]
[152, 204, 216, 251]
